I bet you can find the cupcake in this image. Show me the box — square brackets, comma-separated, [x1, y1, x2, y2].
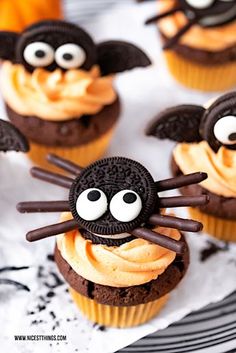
[0, 20, 151, 168]
[147, 91, 236, 241]
[17, 154, 208, 327]
[0, 119, 29, 153]
[145, 0, 236, 91]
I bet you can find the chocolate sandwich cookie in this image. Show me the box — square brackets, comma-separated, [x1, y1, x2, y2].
[0, 119, 29, 153]
[147, 91, 236, 241]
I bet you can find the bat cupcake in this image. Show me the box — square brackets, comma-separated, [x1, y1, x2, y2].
[17, 154, 208, 327]
[147, 91, 236, 241]
[0, 19, 151, 168]
[145, 0, 236, 91]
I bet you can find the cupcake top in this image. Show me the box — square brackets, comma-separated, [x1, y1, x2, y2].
[0, 119, 29, 152]
[145, 0, 236, 50]
[18, 155, 208, 286]
[147, 91, 236, 197]
[0, 20, 151, 120]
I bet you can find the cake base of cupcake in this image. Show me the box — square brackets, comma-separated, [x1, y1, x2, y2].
[27, 127, 115, 169]
[54, 234, 189, 327]
[164, 51, 236, 92]
[188, 208, 236, 242]
[70, 287, 169, 328]
[6, 98, 120, 169]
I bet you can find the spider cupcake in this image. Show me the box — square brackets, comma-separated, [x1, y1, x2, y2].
[17, 154, 208, 327]
[147, 91, 236, 241]
[145, 0, 236, 91]
[0, 19, 151, 168]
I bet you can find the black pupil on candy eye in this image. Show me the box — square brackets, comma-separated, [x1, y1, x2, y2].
[229, 133, 236, 141]
[123, 192, 137, 204]
[87, 190, 101, 202]
[35, 50, 46, 58]
[62, 53, 73, 61]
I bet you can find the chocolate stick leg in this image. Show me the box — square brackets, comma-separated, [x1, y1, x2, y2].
[130, 227, 186, 254]
[158, 195, 209, 208]
[31, 167, 73, 189]
[163, 18, 198, 49]
[156, 172, 208, 191]
[145, 7, 181, 25]
[47, 154, 83, 175]
[17, 201, 70, 213]
[149, 214, 203, 232]
[26, 219, 79, 242]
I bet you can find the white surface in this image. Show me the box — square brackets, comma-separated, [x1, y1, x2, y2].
[1, 2, 236, 353]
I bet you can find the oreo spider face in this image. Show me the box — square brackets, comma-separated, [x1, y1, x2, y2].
[181, 0, 236, 27]
[16, 21, 96, 73]
[69, 157, 157, 236]
[200, 92, 236, 152]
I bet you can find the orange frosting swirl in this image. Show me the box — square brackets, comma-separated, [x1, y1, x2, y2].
[158, 0, 236, 51]
[1, 61, 117, 121]
[57, 213, 180, 288]
[174, 141, 236, 197]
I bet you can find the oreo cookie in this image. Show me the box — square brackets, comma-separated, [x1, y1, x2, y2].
[0, 19, 151, 75]
[69, 157, 157, 236]
[146, 105, 204, 143]
[200, 92, 236, 152]
[0, 119, 29, 152]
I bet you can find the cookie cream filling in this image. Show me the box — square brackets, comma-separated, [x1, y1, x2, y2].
[92, 232, 131, 240]
[199, 5, 236, 27]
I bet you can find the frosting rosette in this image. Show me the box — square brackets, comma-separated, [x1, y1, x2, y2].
[57, 213, 180, 288]
[174, 141, 236, 198]
[1, 62, 117, 120]
[158, 0, 236, 51]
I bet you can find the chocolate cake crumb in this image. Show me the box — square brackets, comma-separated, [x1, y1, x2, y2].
[47, 254, 55, 262]
[200, 241, 229, 262]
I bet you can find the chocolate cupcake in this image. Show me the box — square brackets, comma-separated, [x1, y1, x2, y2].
[147, 91, 236, 241]
[145, 0, 236, 91]
[17, 154, 208, 327]
[0, 20, 151, 168]
[0, 119, 29, 153]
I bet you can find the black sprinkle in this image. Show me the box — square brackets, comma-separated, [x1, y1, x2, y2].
[44, 272, 64, 289]
[47, 291, 55, 298]
[37, 304, 46, 312]
[47, 254, 55, 262]
[50, 311, 56, 320]
[200, 240, 229, 262]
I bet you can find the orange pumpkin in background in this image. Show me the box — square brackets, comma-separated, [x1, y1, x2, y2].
[0, 0, 62, 32]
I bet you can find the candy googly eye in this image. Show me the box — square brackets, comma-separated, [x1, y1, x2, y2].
[23, 42, 54, 67]
[55, 43, 86, 69]
[186, 0, 215, 9]
[76, 188, 108, 221]
[110, 190, 142, 222]
[214, 116, 236, 145]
